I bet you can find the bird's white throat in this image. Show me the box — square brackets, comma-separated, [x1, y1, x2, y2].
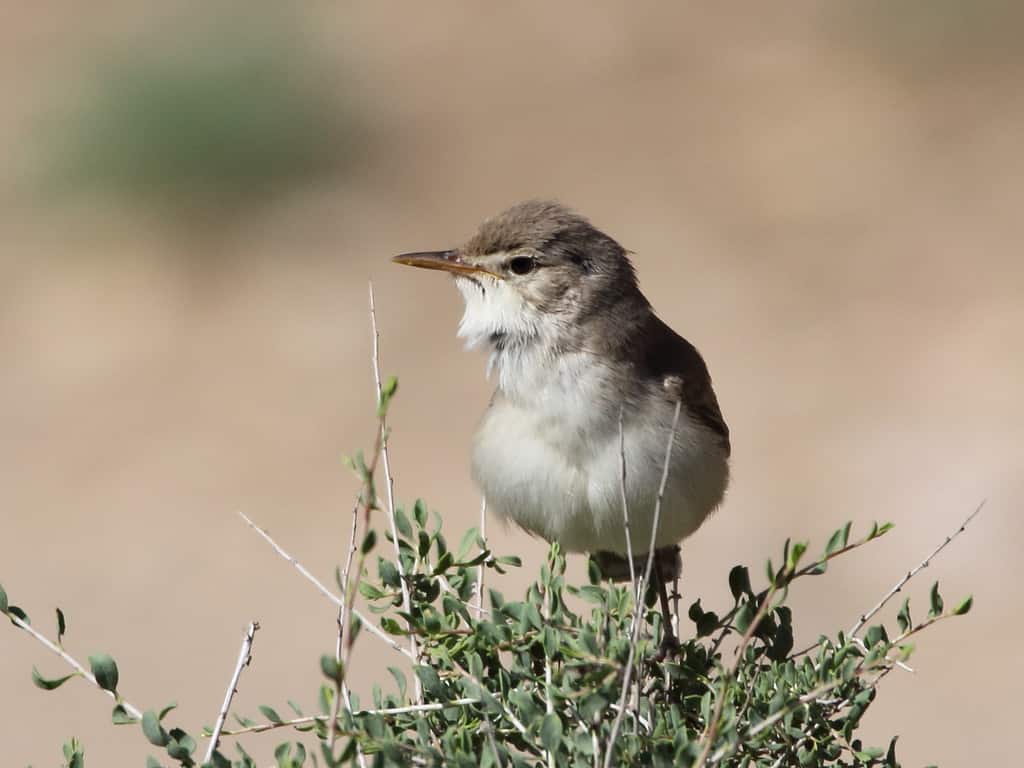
[454, 274, 555, 392]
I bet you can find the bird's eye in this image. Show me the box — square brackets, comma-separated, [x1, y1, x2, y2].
[508, 256, 536, 275]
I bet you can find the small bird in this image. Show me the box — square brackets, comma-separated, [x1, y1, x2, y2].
[393, 201, 729, 633]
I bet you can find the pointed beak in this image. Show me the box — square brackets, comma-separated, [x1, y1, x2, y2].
[392, 250, 504, 280]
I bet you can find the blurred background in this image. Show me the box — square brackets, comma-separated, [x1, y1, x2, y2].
[2, 2, 1021, 764]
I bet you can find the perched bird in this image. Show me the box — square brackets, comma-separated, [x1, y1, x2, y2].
[393, 200, 729, 631]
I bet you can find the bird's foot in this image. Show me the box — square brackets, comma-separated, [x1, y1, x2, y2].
[656, 629, 681, 661]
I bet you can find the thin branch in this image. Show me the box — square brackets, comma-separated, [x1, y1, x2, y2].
[694, 578, 782, 768]
[708, 654, 898, 766]
[216, 698, 482, 738]
[849, 501, 984, 637]
[329, 498, 368, 767]
[543, 551, 556, 768]
[475, 496, 488, 619]
[482, 712, 505, 768]
[204, 621, 259, 763]
[604, 399, 682, 768]
[336, 498, 362, 661]
[369, 282, 422, 705]
[8, 613, 143, 720]
[450, 658, 530, 739]
[239, 511, 414, 660]
[617, 406, 638, 592]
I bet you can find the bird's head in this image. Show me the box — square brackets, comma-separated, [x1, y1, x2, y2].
[393, 200, 642, 353]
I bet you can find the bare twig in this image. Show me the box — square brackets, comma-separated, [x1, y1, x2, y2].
[476, 496, 488, 619]
[617, 406, 638, 592]
[369, 282, 421, 704]
[482, 712, 505, 768]
[217, 697, 482, 738]
[329, 499, 368, 767]
[543, 551, 556, 768]
[8, 613, 143, 720]
[336, 498, 362, 661]
[239, 512, 414, 660]
[604, 399, 682, 768]
[204, 621, 259, 763]
[849, 501, 984, 637]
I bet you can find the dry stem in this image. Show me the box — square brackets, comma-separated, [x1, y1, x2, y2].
[203, 621, 259, 763]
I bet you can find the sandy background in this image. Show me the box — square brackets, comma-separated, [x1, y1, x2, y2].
[2, 3, 1021, 765]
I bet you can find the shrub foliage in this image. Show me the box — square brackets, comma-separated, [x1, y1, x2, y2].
[2, 377, 974, 767]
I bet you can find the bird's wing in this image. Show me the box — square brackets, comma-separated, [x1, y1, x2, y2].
[642, 315, 731, 457]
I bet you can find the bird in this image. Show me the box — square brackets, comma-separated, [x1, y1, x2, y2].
[392, 200, 729, 640]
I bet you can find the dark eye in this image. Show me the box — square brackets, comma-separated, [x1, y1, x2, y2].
[508, 256, 536, 275]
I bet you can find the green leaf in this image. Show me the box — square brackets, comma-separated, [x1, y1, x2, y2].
[580, 693, 608, 723]
[786, 541, 808, 572]
[145, 757, 163, 768]
[112, 703, 138, 724]
[875, 522, 895, 537]
[495, 555, 522, 568]
[62, 738, 85, 768]
[417, 531, 431, 559]
[142, 710, 170, 746]
[380, 617, 405, 635]
[457, 526, 481, 559]
[896, 597, 912, 633]
[696, 611, 718, 637]
[394, 507, 413, 540]
[377, 375, 398, 416]
[378, 558, 400, 588]
[434, 551, 454, 574]
[387, 666, 407, 701]
[735, 600, 755, 634]
[0, 582, 7, 613]
[358, 582, 386, 600]
[864, 624, 888, 649]
[166, 728, 196, 760]
[158, 701, 177, 721]
[320, 655, 343, 683]
[259, 704, 283, 724]
[414, 665, 445, 699]
[32, 665, 75, 691]
[361, 529, 377, 555]
[540, 713, 563, 752]
[7, 605, 29, 625]
[56, 607, 67, 643]
[728, 566, 752, 600]
[413, 499, 427, 529]
[825, 525, 848, 556]
[88, 653, 119, 693]
[928, 582, 944, 618]
[953, 595, 973, 616]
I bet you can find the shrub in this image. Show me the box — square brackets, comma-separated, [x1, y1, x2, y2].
[2, 294, 978, 767]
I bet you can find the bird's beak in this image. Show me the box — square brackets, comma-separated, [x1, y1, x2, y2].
[392, 250, 504, 280]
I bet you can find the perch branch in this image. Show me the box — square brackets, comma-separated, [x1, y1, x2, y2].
[239, 511, 413, 660]
[203, 621, 259, 763]
[604, 399, 682, 768]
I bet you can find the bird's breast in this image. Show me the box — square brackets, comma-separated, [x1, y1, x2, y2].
[470, 353, 729, 554]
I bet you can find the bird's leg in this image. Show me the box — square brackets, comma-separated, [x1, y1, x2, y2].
[654, 558, 680, 658]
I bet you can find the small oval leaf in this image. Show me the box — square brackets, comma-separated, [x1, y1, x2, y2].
[88, 653, 119, 693]
[540, 713, 563, 753]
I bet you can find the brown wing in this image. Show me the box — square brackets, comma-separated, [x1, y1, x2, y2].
[641, 315, 731, 457]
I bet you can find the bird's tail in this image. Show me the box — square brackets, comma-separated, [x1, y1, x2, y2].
[593, 545, 681, 583]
